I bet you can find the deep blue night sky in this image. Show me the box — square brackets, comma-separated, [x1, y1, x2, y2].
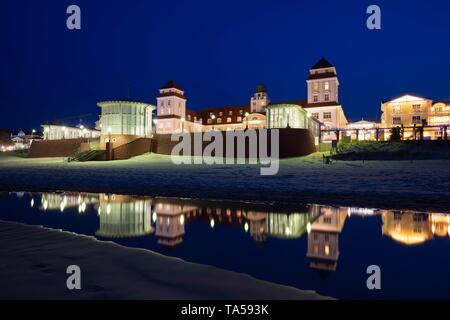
[1, 0, 450, 131]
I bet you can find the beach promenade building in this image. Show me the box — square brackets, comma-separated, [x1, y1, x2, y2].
[97, 100, 156, 149]
[381, 95, 450, 140]
[155, 58, 346, 143]
[42, 124, 100, 141]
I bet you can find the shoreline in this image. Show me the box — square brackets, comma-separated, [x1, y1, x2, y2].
[1, 153, 450, 213]
[0, 220, 328, 300]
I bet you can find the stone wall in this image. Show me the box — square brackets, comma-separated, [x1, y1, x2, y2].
[28, 138, 91, 158]
[154, 128, 316, 159]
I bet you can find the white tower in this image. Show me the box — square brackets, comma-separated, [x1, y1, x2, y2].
[156, 80, 187, 134]
[306, 58, 339, 104]
[250, 84, 270, 113]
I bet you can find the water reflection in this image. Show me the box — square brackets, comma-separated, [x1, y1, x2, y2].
[17, 192, 450, 274]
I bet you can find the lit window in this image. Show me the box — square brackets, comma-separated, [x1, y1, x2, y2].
[239, 110, 243, 115]
[229, 111, 233, 115]
[312, 113, 319, 119]
[227, 117, 232, 123]
[313, 83, 319, 91]
[207, 119, 212, 124]
[393, 117, 401, 125]
[412, 115, 421, 124]
[412, 104, 421, 112]
[217, 118, 222, 124]
[324, 82, 330, 91]
[323, 112, 332, 119]
[237, 116, 242, 122]
[219, 112, 223, 116]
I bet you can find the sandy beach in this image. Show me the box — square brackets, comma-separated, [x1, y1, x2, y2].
[0, 153, 450, 213]
[0, 220, 327, 300]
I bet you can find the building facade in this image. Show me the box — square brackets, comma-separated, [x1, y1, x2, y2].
[97, 100, 155, 148]
[42, 124, 100, 141]
[305, 58, 348, 139]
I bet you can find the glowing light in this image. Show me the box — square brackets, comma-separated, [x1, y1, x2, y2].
[181, 117, 185, 122]
[108, 127, 112, 133]
[180, 215, 185, 225]
[244, 222, 249, 232]
[211, 114, 216, 120]
[97, 206, 101, 216]
[30, 198, 34, 208]
[80, 125, 84, 129]
[60, 201, 65, 213]
[306, 222, 312, 234]
[44, 127, 50, 132]
[106, 204, 111, 215]
[81, 202, 86, 213]
[245, 112, 249, 117]
[325, 245, 330, 256]
[43, 200, 48, 211]
[152, 211, 157, 223]
[307, 112, 312, 118]
[285, 226, 291, 235]
[210, 218, 215, 228]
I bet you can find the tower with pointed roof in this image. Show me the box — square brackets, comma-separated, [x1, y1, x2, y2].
[156, 80, 187, 133]
[306, 58, 339, 104]
[250, 84, 270, 113]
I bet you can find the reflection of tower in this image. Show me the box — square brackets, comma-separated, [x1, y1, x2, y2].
[154, 200, 188, 247]
[431, 213, 450, 238]
[96, 194, 153, 238]
[307, 207, 347, 272]
[381, 211, 432, 245]
[246, 212, 267, 242]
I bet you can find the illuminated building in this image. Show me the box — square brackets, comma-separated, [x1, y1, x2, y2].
[42, 124, 100, 141]
[381, 211, 432, 245]
[97, 100, 155, 148]
[305, 58, 348, 141]
[380, 95, 450, 140]
[156, 58, 347, 140]
[346, 120, 378, 141]
[307, 207, 347, 272]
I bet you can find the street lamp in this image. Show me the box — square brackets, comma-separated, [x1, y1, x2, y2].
[211, 114, 216, 130]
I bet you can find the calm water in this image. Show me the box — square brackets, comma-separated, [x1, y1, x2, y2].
[1, 191, 450, 299]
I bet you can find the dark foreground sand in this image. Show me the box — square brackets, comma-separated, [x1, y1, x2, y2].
[0, 220, 328, 300]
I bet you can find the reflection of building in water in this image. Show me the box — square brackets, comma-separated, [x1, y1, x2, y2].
[431, 213, 450, 238]
[38, 192, 98, 213]
[96, 194, 153, 238]
[382, 211, 432, 245]
[154, 199, 197, 247]
[307, 207, 348, 272]
[266, 205, 321, 239]
[246, 212, 267, 242]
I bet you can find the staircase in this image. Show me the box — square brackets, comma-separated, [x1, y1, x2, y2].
[68, 150, 105, 162]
